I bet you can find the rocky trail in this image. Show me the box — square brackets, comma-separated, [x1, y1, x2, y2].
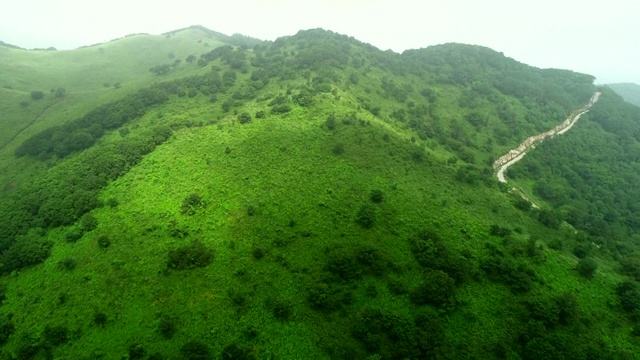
[493, 92, 601, 205]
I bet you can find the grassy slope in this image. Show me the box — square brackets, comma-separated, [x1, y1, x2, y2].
[0, 27, 223, 198]
[0, 28, 636, 358]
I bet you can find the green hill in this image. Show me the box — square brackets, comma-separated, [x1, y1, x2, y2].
[607, 82, 640, 107]
[0, 27, 639, 359]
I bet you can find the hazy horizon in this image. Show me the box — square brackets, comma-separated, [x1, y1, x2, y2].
[2, 0, 638, 84]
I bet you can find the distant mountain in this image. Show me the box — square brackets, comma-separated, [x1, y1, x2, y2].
[606, 82, 640, 106]
[0, 40, 24, 49]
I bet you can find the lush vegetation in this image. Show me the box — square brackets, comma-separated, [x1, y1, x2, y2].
[0, 26, 638, 359]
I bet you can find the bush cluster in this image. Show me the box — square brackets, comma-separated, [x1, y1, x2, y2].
[167, 240, 214, 270]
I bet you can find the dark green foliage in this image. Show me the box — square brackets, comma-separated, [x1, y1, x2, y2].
[251, 246, 265, 260]
[42, 324, 69, 347]
[128, 342, 146, 359]
[325, 114, 336, 130]
[64, 227, 84, 243]
[221, 343, 256, 360]
[270, 104, 291, 114]
[355, 204, 376, 229]
[350, 307, 443, 359]
[93, 312, 107, 326]
[58, 258, 77, 271]
[356, 246, 387, 276]
[555, 292, 579, 325]
[573, 245, 589, 259]
[307, 281, 352, 311]
[97, 235, 111, 249]
[150, 64, 171, 75]
[158, 317, 177, 339]
[616, 281, 640, 313]
[30, 91, 44, 100]
[181, 193, 203, 215]
[0, 233, 53, 274]
[238, 112, 252, 124]
[0, 283, 6, 304]
[180, 341, 211, 360]
[537, 208, 561, 229]
[325, 252, 362, 281]
[16, 82, 172, 159]
[269, 298, 292, 320]
[490, 224, 512, 237]
[410, 230, 448, 268]
[576, 257, 598, 278]
[0, 317, 14, 345]
[293, 91, 313, 107]
[370, 189, 384, 203]
[332, 143, 345, 155]
[80, 213, 98, 231]
[167, 240, 214, 270]
[255, 110, 265, 118]
[410, 270, 456, 307]
[106, 198, 119, 208]
[247, 205, 255, 216]
[481, 251, 536, 293]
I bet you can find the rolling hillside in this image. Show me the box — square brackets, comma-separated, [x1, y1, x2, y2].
[0, 26, 639, 359]
[607, 82, 640, 107]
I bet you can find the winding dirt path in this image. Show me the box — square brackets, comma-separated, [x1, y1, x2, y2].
[493, 92, 601, 203]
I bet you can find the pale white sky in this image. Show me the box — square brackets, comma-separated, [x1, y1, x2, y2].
[1, 0, 637, 84]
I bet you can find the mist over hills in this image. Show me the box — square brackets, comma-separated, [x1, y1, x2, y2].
[0, 25, 640, 359]
[607, 82, 640, 107]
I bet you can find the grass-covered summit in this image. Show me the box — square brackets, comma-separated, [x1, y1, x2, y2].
[0, 26, 639, 359]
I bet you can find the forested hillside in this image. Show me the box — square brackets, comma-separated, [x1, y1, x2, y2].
[0, 27, 638, 359]
[607, 82, 640, 107]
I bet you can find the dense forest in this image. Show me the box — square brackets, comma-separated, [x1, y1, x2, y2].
[0, 26, 638, 359]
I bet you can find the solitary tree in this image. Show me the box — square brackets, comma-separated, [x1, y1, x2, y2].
[577, 258, 598, 278]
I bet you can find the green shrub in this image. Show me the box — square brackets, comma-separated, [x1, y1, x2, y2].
[94, 312, 108, 326]
[128, 342, 146, 359]
[181, 193, 203, 215]
[356, 204, 376, 229]
[410, 270, 456, 307]
[97, 235, 111, 248]
[576, 257, 598, 278]
[158, 317, 177, 339]
[58, 258, 77, 271]
[64, 227, 84, 243]
[30, 91, 44, 100]
[269, 298, 293, 320]
[180, 341, 211, 360]
[332, 143, 345, 155]
[616, 281, 640, 313]
[167, 240, 214, 270]
[42, 324, 69, 347]
[572, 245, 589, 259]
[0, 317, 14, 345]
[221, 343, 256, 360]
[238, 112, 252, 124]
[81, 213, 98, 231]
[325, 114, 337, 130]
[0, 234, 53, 274]
[370, 190, 384, 203]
